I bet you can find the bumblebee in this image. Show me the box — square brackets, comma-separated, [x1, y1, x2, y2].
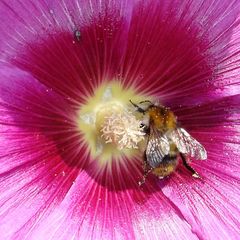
[130, 100, 207, 185]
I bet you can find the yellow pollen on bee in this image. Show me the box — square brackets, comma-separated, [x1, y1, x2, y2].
[77, 82, 147, 166]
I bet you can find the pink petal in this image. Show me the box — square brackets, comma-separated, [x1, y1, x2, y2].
[160, 97, 240, 239]
[162, 173, 240, 239]
[25, 170, 199, 240]
[0, 65, 199, 239]
[0, 0, 133, 100]
[174, 94, 240, 130]
[0, 65, 85, 238]
[121, 0, 240, 106]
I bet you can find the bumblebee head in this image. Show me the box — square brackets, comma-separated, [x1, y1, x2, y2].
[129, 100, 153, 114]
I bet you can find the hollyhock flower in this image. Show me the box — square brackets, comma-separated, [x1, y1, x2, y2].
[0, 0, 240, 239]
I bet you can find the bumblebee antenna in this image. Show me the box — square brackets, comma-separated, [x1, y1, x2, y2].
[129, 100, 146, 113]
[139, 100, 153, 105]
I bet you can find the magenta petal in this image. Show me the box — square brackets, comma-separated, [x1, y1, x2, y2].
[0, 64, 203, 239]
[121, 0, 240, 105]
[0, 65, 85, 238]
[174, 94, 240, 129]
[160, 96, 240, 239]
[0, 0, 133, 100]
[162, 174, 240, 239]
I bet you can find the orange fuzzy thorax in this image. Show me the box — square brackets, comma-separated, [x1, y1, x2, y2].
[147, 106, 177, 131]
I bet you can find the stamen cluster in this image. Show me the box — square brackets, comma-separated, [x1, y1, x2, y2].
[100, 110, 145, 149]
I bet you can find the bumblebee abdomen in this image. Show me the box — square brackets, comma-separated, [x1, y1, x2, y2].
[152, 142, 178, 178]
[152, 155, 178, 178]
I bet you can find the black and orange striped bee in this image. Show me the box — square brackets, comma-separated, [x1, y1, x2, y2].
[130, 100, 207, 186]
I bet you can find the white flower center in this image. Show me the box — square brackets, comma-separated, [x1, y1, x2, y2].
[100, 109, 145, 150]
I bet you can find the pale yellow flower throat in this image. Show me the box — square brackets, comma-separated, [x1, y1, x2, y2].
[78, 82, 147, 166]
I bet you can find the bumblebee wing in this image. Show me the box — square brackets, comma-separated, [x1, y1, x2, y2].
[146, 126, 170, 168]
[169, 128, 207, 160]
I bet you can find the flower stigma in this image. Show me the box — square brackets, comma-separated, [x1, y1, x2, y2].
[78, 82, 148, 166]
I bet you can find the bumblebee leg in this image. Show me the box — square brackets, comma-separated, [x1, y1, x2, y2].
[140, 123, 150, 134]
[139, 168, 152, 186]
[180, 153, 200, 178]
[139, 153, 152, 186]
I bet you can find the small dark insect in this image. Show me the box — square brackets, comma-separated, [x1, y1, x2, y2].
[74, 30, 81, 41]
[130, 100, 207, 186]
